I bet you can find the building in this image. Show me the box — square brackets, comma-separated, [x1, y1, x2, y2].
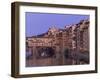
[26, 19, 89, 67]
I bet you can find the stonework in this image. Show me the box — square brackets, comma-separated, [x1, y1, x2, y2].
[26, 19, 89, 67]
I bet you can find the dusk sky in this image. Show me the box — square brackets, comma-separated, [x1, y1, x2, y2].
[26, 12, 89, 37]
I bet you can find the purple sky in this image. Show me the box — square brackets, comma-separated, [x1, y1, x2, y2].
[26, 12, 89, 37]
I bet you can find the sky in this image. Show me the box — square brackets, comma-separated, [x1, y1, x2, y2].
[26, 12, 89, 37]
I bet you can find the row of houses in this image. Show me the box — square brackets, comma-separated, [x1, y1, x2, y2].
[26, 19, 89, 67]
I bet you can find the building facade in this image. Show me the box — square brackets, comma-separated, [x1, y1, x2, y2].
[26, 20, 89, 67]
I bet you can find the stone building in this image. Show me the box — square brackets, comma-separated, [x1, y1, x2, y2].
[26, 19, 89, 67]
